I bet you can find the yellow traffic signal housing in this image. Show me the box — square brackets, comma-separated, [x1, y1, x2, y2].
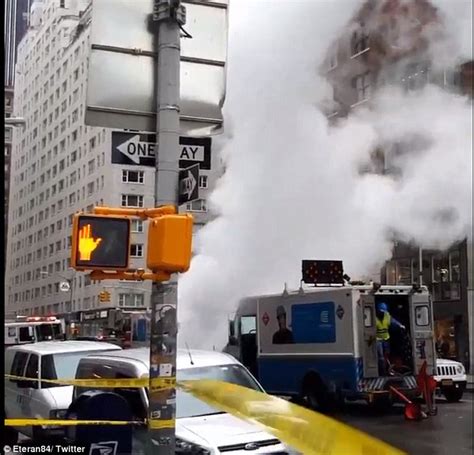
[99, 291, 111, 303]
[71, 214, 131, 271]
[147, 214, 193, 273]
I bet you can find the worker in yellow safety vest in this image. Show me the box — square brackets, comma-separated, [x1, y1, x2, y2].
[376, 302, 405, 376]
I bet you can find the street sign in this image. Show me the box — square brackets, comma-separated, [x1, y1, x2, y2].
[111, 132, 212, 170]
[59, 281, 70, 292]
[179, 164, 200, 205]
[85, 0, 229, 135]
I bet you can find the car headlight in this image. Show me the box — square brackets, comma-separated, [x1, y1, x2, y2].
[50, 409, 68, 419]
[456, 365, 465, 374]
[175, 438, 211, 455]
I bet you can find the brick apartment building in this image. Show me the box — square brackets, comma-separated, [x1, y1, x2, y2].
[322, 0, 473, 370]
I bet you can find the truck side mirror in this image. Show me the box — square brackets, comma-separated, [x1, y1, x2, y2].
[228, 336, 238, 346]
[228, 320, 235, 338]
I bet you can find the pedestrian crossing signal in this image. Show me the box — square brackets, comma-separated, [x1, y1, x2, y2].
[71, 214, 131, 271]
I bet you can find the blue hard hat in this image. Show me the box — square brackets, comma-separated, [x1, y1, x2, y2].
[377, 302, 388, 313]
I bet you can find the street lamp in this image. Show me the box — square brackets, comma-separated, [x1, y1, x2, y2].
[5, 117, 26, 127]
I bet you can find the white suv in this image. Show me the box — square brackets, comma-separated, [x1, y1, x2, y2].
[4, 340, 122, 445]
[434, 358, 467, 402]
[72, 348, 291, 454]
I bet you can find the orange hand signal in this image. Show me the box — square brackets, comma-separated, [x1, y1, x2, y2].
[78, 224, 102, 261]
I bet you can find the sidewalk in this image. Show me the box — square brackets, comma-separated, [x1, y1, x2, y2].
[467, 374, 473, 392]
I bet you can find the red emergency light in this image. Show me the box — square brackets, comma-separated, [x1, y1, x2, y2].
[26, 316, 58, 322]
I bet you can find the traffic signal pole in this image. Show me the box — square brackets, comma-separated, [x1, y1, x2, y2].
[147, 1, 185, 453]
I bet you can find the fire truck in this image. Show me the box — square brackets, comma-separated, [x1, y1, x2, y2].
[75, 308, 151, 348]
[5, 316, 66, 346]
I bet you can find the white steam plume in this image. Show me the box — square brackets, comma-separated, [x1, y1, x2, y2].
[177, 0, 472, 350]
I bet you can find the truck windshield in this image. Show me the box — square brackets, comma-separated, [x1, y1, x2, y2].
[176, 364, 262, 418]
[36, 323, 64, 341]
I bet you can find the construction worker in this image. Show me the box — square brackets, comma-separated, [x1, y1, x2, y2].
[376, 302, 405, 375]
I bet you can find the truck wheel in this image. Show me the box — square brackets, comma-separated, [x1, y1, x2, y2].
[302, 375, 333, 412]
[443, 388, 463, 402]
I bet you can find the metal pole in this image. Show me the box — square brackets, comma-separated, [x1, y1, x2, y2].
[419, 247, 423, 286]
[147, 1, 185, 453]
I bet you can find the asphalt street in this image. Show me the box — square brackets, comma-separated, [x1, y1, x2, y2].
[13, 396, 473, 454]
[338, 395, 474, 455]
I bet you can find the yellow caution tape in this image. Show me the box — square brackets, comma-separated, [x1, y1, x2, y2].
[148, 419, 175, 430]
[3, 374, 406, 454]
[5, 419, 145, 426]
[5, 374, 174, 389]
[179, 380, 407, 455]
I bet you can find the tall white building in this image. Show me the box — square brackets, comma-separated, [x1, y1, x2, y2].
[6, 0, 221, 324]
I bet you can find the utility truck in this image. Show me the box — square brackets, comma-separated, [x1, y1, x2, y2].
[224, 260, 436, 410]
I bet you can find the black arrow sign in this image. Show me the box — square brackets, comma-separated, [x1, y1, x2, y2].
[111, 132, 212, 170]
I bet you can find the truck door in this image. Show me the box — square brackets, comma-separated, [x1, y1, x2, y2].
[360, 294, 378, 378]
[410, 293, 436, 375]
[238, 315, 258, 378]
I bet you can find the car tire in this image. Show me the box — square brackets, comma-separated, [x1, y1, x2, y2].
[443, 388, 463, 402]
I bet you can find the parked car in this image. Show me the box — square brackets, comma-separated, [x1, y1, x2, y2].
[434, 357, 467, 402]
[71, 348, 292, 454]
[4, 340, 122, 445]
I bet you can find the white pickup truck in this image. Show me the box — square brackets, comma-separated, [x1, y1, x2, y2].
[434, 358, 467, 402]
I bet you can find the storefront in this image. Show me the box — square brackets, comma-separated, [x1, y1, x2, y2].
[383, 240, 470, 369]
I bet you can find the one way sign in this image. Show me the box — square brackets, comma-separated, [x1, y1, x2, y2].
[179, 164, 200, 205]
[111, 132, 212, 170]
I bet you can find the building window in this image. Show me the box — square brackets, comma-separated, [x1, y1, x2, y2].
[130, 244, 144, 257]
[122, 170, 144, 184]
[328, 44, 338, 71]
[131, 219, 144, 233]
[449, 250, 460, 283]
[118, 293, 145, 308]
[433, 254, 449, 283]
[199, 175, 208, 189]
[121, 194, 144, 208]
[352, 72, 371, 103]
[402, 62, 430, 92]
[185, 199, 207, 212]
[351, 27, 369, 57]
[88, 159, 95, 174]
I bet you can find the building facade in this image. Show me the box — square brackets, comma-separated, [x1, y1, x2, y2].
[5, 87, 15, 253]
[322, 0, 473, 370]
[5, 0, 33, 257]
[5, 0, 222, 327]
[5, 0, 32, 86]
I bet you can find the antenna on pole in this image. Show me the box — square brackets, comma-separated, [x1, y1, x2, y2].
[298, 280, 305, 295]
[282, 282, 289, 296]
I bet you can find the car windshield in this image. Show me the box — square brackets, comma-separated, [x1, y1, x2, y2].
[36, 323, 64, 341]
[41, 350, 115, 388]
[175, 364, 262, 418]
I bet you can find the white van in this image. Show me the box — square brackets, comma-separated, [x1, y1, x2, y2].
[72, 348, 291, 454]
[5, 316, 65, 346]
[4, 341, 122, 444]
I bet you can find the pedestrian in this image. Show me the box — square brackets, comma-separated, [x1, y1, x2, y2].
[376, 302, 405, 375]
